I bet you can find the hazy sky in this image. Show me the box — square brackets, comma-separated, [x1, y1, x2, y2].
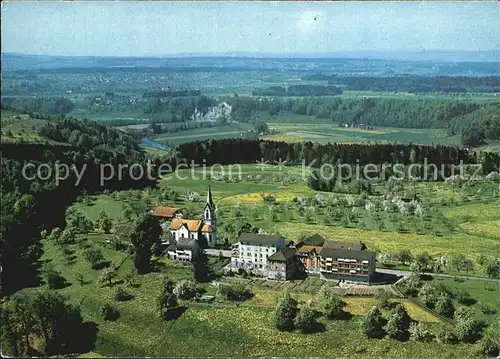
[2, 1, 499, 56]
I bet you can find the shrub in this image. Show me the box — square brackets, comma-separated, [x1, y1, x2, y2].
[481, 338, 500, 357]
[409, 322, 434, 342]
[456, 290, 474, 305]
[435, 294, 455, 317]
[100, 303, 119, 321]
[173, 280, 198, 300]
[294, 303, 316, 334]
[219, 284, 253, 302]
[115, 286, 133, 302]
[43, 268, 66, 289]
[436, 325, 458, 344]
[83, 247, 105, 268]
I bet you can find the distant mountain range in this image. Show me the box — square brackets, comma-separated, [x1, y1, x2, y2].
[1, 51, 499, 73]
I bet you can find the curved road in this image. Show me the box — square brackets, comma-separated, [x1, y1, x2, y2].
[377, 268, 499, 282]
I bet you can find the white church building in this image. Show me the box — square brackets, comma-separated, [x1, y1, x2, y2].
[168, 186, 217, 249]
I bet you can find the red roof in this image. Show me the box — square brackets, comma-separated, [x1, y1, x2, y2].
[153, 206, 179, 219]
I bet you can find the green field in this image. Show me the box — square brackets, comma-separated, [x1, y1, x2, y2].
[264, 120, 462, 146]
[150, 123, 253, 146]
[20, 235, 494, 358]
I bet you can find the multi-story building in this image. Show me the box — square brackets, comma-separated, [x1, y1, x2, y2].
[266, 247, 299, 280]
[231, 233, 286, 272]
[295, 234, 325, 274]
[295, 234, 375, 282]
[319, 242, 375, 283]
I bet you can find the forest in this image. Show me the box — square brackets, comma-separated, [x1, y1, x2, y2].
[302, 74, 500, 93]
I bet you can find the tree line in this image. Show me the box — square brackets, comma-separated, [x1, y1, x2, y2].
[301, 74, 500, 93]
[252, 84, 342, 96]
[174, 138, 499, 174]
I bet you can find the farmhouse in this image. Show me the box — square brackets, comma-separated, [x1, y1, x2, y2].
[152, 205, 181, 220]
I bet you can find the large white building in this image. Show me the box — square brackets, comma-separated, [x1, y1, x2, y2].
[231, 233, 286, 271]
[168, 186, 217, 249]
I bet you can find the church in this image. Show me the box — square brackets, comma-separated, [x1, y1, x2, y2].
[168, 186, 217, 249]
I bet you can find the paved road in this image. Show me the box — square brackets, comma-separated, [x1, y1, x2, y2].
[377, 268, 499, 282]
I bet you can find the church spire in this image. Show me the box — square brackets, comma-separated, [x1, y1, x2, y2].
[206, 185, 214, 206]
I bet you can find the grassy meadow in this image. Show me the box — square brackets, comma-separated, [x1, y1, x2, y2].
[24, 234, 496, 358]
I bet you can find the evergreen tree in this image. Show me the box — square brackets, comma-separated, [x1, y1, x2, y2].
[364, 306, 385, 339]
[385, 304, 411, 341]
[157, 278, 178, 320]
[193, 249, 210, 283]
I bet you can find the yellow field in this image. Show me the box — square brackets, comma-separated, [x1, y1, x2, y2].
[218, 185, 318, 205]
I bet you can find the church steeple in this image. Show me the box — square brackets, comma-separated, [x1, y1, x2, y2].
[206, 185, 214, 207]
[203, 185, 216, 229]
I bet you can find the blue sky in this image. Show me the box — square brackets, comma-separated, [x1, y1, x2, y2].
[1, 1, 499, 56]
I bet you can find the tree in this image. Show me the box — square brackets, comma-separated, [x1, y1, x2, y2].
[157, 278, 178, 320]
[193, 249, 210, 283]
[375, 289, 392, 309]
[364, 306, 385, 339]
[254, 121, 269, 134]
[83, 248, 105, 269]
[319, 287, 345, 319]
[436, 325, 458, 344]
[1, 295, 37, 356]
[96, 210, 112, 234]
[100, 303, 119, 321]
[98, 266, 117, 287]
[385, 304, 411, 340]
[173, 280, 198, 300]
[294, 303, 316, 334]
[75, 273, 85, 285]
[454, 306, 481, 343]
[275, 291, 298, 331]
[31, 290, 83, 355]
[450, 253, 467, 274]
[395, 249, 413, 266]
[130, 213, 162, 274]
[486, 259, 499, 279]
[462, 258, 474, 275]
[418, 282, 438, 307]
[409, 322, 433, 342]
[435, 294, 455, 317]
[42, 267, 66, 289]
